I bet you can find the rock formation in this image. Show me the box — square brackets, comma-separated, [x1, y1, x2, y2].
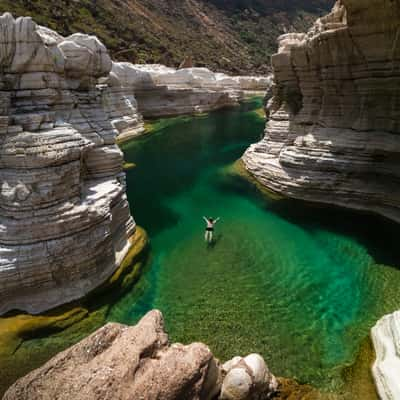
[0, 13, 139, 314]
[110, 63, 271, 117]
[3, 310, 278, 400]
[243, 0, 400, 223]
[371, 310, 400, 400]
[220, 355, 278, 400]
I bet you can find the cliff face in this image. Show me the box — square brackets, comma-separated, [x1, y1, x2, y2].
[371, 310, 400, 400]
[0, 14, 138, 314]
[243, 0, 400, 223]
[110, 63, 271, 118]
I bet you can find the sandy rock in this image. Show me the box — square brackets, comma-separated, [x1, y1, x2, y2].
[243, 0, 400, 223]
[3, 310, 222, 400]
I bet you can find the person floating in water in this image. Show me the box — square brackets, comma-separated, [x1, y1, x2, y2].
[203, 216, 220, 243]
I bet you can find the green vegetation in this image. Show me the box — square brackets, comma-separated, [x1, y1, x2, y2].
[0, 0, 334, 74]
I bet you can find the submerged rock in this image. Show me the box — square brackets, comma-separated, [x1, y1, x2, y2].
[3, 310, 222, 400]
[371, 311, 400, 400]
[242, 0, 400, 223]
[0, 13, 141, 314]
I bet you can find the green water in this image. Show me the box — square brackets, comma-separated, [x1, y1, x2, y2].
[2, 98, 400, 397]
[113, 98, 400, 393]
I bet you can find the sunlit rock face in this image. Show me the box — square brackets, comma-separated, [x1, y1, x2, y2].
[0, 13, 137, 315]
[110, 63, 271, 117]
[371, 310, 400, 400]
[243, 0, 400, 223]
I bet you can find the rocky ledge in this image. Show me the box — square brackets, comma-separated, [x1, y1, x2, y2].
[243, 0, 400, 223]
[3, 310, 278, 400]
[0, 13, 142, 314]
[109, 63, 271, 118]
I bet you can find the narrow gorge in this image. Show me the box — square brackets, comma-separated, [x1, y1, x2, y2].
[1, 1, 400, 400]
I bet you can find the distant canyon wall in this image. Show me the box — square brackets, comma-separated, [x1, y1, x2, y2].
[107, 63, 271, 118]
[243, 0, 400, 223]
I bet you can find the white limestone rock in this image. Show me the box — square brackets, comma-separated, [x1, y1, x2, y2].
[243, 0, 400, 223]
[110, 62, 271, 117]
[0, 13, 138, 315]
[220, 354, 277, 400]
[371, 311, 400, 400]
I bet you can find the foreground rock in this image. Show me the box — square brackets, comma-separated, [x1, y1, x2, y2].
[371, 311, 400, 400]
[3, 310, 221, 400]
[0, 14, 140, 314]
[243, 0, 400, 223]
[4, 310, 278, 400]
[110, 63, 271, 117]
[221, 355, 278, 400]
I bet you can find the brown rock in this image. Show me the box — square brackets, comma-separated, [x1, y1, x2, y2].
[3, 310, 221, 400]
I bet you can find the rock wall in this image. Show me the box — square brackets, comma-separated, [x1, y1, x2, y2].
[243, 0, 400, 223]
[3, 310, 277, 400]
[0, 14, 138, 314]
[371, 310, 400, 400]
[111, 63, 271, 117]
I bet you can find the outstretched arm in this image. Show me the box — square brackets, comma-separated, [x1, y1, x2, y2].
[203, 216, 208, 223]
[214, 217, 220, 223]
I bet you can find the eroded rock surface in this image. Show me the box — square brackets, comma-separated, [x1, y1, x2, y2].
[0, 13, 138, 314]
[243, 0, 400, 223]
[110, 63, 271, 117]
[3, 310, 222, 400]
[221, 354, 278, 400]
[371, 310, 400, 400]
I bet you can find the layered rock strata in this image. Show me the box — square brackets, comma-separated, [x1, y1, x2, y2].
[110, 63, 271, 117]
[4, 310, 278, 400]
[371, 311, 400, 400]
[243, 0, 400, 223]
[0, 14, 138, 314]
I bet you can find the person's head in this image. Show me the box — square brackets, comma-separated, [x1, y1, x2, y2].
[208, 217, 214, 223]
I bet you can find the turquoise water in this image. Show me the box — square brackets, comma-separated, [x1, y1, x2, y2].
[111, 98, 400, 393]
[2, 99, 400, 397]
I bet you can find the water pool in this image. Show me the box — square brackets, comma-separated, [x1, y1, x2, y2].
[2, 98, 400, 397]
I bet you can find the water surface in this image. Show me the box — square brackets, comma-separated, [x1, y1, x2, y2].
[2, 99, 400, 397]
[114, 98, 400, 393]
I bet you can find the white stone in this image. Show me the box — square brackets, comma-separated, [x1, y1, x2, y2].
[220, 367, 253, 400]
[371, 311, 400, 400]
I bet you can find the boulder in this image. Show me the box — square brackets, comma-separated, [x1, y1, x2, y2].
[220, 354, 278, 400]
[3, 310, 222, 400]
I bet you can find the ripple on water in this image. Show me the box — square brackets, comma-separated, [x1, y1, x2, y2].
[2, 98, 400, 398]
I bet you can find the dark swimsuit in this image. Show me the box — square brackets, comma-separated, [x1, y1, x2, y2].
[206, 227, 214, 232]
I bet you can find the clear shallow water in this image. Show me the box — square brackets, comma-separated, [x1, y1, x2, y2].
[2, 99, 400, 397]
[114, 98, 400, 392]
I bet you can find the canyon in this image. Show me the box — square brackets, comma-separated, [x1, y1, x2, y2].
[1, 0, 400, 399]
[0, 12, 268, 316]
